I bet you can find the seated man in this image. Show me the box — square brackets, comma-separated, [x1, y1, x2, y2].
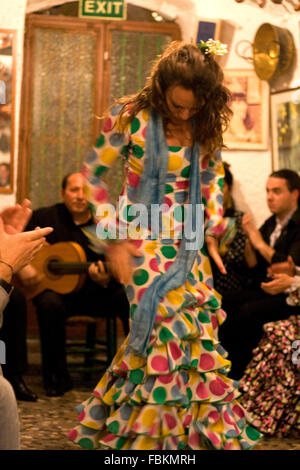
[219, 169, 300, 380]
[24, 172, 130, 397]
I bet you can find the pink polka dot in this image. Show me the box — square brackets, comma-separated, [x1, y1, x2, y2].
[67, 429, 78, 441]
[224, 392, 234, 402]
[95, 187, 108, 202]
[164, 261, 173, 271]
[183, 414, 192, 426]
[137, 288, 147, 301]
[208, 410, 219, 423]
[232, 405, 245, 418]
[77, 410, 85, 422]
[211, 315, 218, 330]
[224, 410, 234, 425]
[142, 126, 147, 138]
[202, 186, 210, 200]
[132, 422, 140, 431]
[163, 197, 172, 209]
[196, 382, 209, 400]
[164, 316, 173, 323]
[128, 171, 140, 188]
[102, 433, 117, 443]
[207, 431, 220, 447]
[151, 355, 169, 372]
[199, 353, 215, 371]
[225, 442, 233, 450]
[165, 413, 177, 430]
[169, 341, 182, 360]
[188, 431, 200, 447]
[154, 314, 163, 323]
[149, 258, 160, 272]
[209, 379, 226, 396]
[93, 390, 101, 398]
[176, 180, 188, 189]
[103, 118, 113, 132]
[158, 374, 173, 384]
[131, 240, 143, 249]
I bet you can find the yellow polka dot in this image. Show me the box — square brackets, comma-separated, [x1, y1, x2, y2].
[158, 305, 168, 316]
[128, 354, 146, 369]
[197, 404, 210, 418]
[203, 258, 212, 275]
[189, 371, 198, 385]
[166, 290, 183, 305]
[100, 147, 118, 165]
[191, 342, 201, 358]
[144, 240, 157, 254]
[168, 154, 183, 172]
[137, 435, 155, 450]
[84, 421, 100, 430]
[132, 136, 145, 148]
[129, 156, 143, 175]
[103, 388, 116, 405]
[142, 109, 150, 122]
[141, 408, 158, 427]
[211, 419, 224, 433]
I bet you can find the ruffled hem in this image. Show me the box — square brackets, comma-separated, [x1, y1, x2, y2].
[68, 285, 261, 450]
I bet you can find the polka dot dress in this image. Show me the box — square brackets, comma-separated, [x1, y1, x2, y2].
[68, 108, 261, 450]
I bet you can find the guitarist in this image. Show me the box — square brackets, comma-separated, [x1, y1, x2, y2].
[21, 173, 130, 397]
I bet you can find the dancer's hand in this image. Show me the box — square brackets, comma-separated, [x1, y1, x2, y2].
[106, 241, 142, 284]
[206, 235, 227, 275]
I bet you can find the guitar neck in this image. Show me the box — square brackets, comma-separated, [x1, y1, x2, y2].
[48, 261, 92, 275]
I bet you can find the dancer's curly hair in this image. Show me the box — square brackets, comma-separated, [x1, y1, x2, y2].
[114, 41, 232, 154]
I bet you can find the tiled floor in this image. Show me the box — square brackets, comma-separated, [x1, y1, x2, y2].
[17, 338, 300, 451]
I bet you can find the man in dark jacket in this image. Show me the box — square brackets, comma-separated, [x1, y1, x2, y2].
[219, 169, 300, 379]
[24, 173, 129, 396]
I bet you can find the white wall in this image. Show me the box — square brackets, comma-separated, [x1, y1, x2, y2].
[1, 0, 300, 226]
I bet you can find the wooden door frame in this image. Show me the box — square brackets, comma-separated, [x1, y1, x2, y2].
[17, 14, 181, 202]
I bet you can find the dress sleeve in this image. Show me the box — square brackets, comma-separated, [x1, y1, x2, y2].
[83, 105, 131, 212]
[200, 150, 225, 238]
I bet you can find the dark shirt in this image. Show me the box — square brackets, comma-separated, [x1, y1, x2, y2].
[255, 206, 300, 284]
[26, 203, 102, 262]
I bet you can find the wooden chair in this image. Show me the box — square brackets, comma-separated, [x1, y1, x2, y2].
[65, 314, 117, 378]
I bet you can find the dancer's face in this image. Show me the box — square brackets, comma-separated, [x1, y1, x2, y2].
[165, 86, 200, 124]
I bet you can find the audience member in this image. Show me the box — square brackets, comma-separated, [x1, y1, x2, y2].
[24, 172, 130, 397]
[0, 201, 52, 449]
[240, 257, 300, 437]
[211, 162, 256, 295]
[220, 169, 300, 379]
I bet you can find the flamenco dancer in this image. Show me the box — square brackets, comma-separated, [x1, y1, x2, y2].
[68, 40, 261, 450]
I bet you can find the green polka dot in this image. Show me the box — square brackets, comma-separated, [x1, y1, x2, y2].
[153, 387, 167, 404]
[178, 441, 185, 450]
[108, 420, 120, 434]
[209, 160, 214, 167]
[186, 387, 192, 401]
[116, 437, 126, 450]
[112, 390, 121, 401]
[198, 312, 210, 323]
[218, 177, 223, 191]
[95, 134, 105, 148]
[245, 426, 261, 441]
[202, 340, 214, 351]
[181, 165, 190, 178]
[200, 245, 208, 256]
[161, 246, 177, 259]
[165, 184, 174, 194]
[208, 297, 219, 308]
[174, 206, 184, 222]
[78, 438, 94, 449]
[116, 379, 125, 388]
[131, 118, 140, 134]
[198, 271, 203, 281]
[130, 304, 137, 318]
[132, 144, 144, 159]
[129, 369, 144, 384]
[191, 359, 198, 368]
[133, 269, 149, 286]
[123, 204, 135, 222]
[184, 313, 193, 324]
[159, 327, 175, 343]
[202, 196, 207, 206]
[168, 146, 182, 152]
[95, 165, 107, 177]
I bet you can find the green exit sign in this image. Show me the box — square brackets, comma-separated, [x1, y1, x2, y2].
[79, 0, 126, 20]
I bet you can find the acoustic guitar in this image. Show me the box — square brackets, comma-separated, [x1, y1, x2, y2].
[24, 241, 94, 300]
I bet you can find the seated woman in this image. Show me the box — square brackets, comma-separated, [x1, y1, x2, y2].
[211, 162, 256, 296]
[239, 257, 300, 437]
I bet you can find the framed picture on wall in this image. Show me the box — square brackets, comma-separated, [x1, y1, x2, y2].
[223, 69, 269, 150]
[270, 88, 300, 172]
[195, 19, 221, 43]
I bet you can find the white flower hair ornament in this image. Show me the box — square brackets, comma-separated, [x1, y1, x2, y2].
[197, 39, 228, 57]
